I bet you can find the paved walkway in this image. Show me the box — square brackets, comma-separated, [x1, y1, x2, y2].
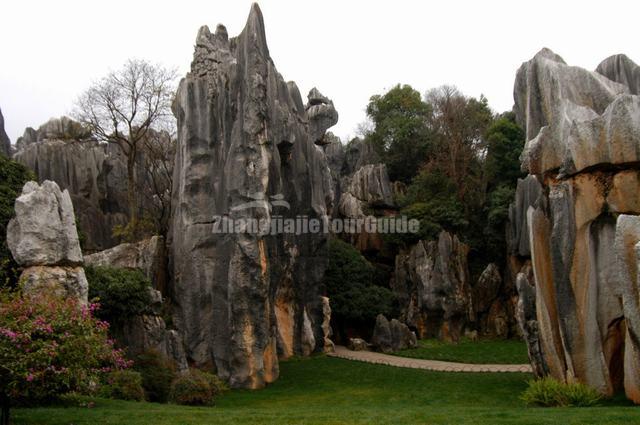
[328, 345, 532, 373]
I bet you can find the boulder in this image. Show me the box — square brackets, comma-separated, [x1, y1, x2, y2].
[20, 266, 88, 306]
[169, 4, 335, 388]
[348, 338, 369, 351]
[371, 314, 392, 353]
[7, 180, 83, 266]
[0, 107, 10, 157]
[392, 231, 472, 341]
[35, 116, 92, 141]
[389, 318, 417, 351]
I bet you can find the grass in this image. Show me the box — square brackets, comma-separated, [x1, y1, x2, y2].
[13, 355, 638, 425]
[393, 337, 530, 364]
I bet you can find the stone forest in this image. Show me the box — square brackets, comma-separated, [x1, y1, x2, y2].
[2, 3, 640, 424]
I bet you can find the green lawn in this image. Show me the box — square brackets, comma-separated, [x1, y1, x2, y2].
[393, 337, 530, 364]
[13, 355, 638, 425]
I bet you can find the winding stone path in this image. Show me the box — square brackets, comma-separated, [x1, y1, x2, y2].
[328, 345, 532, 373]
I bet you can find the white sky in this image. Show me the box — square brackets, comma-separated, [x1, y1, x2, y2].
[1, 0, 639, 143]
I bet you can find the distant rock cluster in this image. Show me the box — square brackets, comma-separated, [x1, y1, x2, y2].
[511, 49, 640, 403]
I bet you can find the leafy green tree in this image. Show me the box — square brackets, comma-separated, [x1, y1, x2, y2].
[365, 84, 431, 183]
[0, 155, 35, 289]
[325, 239, 396, 338]
[485, 112, 525, 191]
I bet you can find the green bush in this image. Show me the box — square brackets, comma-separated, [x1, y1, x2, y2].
[325, 239, 396, 326]
[85, 265, 151, 325]
[0, 155, 35, 289]
[103, 370, 145, 401]
[521, 377, 603, 407]
[170, 371, 216, 406]
[134, 350, 176, 403]
[196, 370, 228, 398]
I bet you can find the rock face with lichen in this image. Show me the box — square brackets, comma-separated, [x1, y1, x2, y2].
[512, 48, 640, 403]
[169, 4, 335, 389]
[7, 180, 88, 305]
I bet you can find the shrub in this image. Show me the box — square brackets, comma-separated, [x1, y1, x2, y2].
[195, 370, 228, 398]
[134, 350, 176, 403]
[325, 239, 396, 326]
[521, 377, 603, 407]
[85, 265, 151, 325]
[0, 290, 130, 407]
[0, 155, 35, 289]
[168, 370, 226, 406]
[102, 370, 145, 401]
[170, 371, 214, 406]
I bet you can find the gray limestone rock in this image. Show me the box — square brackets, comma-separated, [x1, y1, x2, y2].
[513, 49, 640, 403]
[306, 88, 338, 145]
[84, 236, 167, 292]
[507, 175, 542, 257]
[0, 107, 11, 156]
[597, 54, 640, 95]
[7, 180, 83, 266]
[392, 232, 472, 342]
[371, 314, 392, 353]
[169, 4, 336, 389]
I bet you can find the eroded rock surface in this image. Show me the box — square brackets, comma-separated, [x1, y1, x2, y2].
[513, 48, 640, 402]
[7, 180, 83, 266]
[7, 180, 88, 305]
[392, 231, 472, 341]
[169, 4, 336, 388]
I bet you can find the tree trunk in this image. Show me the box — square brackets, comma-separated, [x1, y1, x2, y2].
[127, 153, 138, 226]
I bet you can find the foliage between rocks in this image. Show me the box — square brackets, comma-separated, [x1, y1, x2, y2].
[325, 238, 396, 336]
[521, 377, 603, 407]
[85, 265, 152, 326]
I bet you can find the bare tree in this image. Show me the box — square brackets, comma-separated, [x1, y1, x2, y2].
[74, 59, 176, 234]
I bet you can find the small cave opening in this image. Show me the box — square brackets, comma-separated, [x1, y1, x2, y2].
[277, 140, 293, 164]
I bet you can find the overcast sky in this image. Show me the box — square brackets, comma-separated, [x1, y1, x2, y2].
[2, 0, 639, 143]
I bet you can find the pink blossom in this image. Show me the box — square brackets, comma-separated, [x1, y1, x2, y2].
[26, 373, 35, 382]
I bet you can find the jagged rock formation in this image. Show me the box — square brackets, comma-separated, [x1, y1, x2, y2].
[0, 107, 10, 156]
[392, 231, 473, 341]
[371, 314, 417, 353]
[13, 125, 129, 251]
[169, 4, 335, 388]
[513, 48, 640, 402]
[7, 180, 88, 304]
[13, 117, 171, 252]
[306, 88, 338, 145]
[597, 54, 640, 95]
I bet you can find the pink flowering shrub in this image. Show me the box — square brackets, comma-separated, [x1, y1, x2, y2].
[0, 291, 131, 404]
